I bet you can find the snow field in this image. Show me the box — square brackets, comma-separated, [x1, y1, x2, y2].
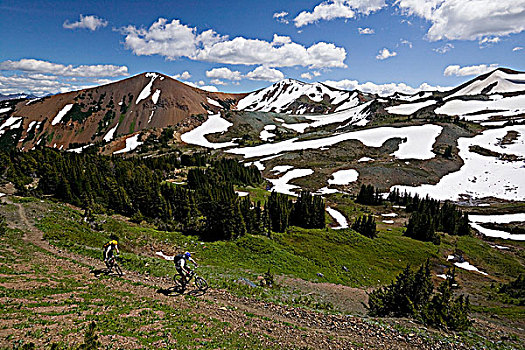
[385, 100, 436, 115]
[228, 124, 443, 160]
[392, 125, 525, 201]
[180, 113, 237, 149]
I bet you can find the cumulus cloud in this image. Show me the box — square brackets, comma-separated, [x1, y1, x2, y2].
[206, 67, 242, 81]
[358, 27, 375, 34]
[0, 59, 128, 77]
[433, 43, 454, 54]
[513, 46, 524, 51]
[122, 18, 346, 69]
[376, 48, 397, 60]
[63, 14, 108, 31]
[396, 0, 525, 41]
[172, 71, 192, 80]
[294, 0, 386, 27]
[443, 64, 499, 76]
[273, 11, 289, 24]
[246, 66, 285, 82]
[301, 72, 313, 80]
[323, 78, 451, 96]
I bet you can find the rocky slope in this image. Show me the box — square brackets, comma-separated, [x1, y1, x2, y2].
[0, 72, 245, 150]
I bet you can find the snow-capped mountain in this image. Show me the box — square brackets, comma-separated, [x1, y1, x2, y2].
[236, 79, 367, 114]
[383, 68, 525, 123]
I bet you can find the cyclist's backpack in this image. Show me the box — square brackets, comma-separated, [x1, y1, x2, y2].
[174, 254, 185, 267]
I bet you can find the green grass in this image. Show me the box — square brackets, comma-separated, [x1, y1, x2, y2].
[0, 228, 282, 350]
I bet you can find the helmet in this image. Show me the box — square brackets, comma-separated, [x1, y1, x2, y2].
[184, 251, 191, 258]
[110, 240, 118, 245]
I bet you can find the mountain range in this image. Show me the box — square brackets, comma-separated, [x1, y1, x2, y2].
[1, 68, 524, 204]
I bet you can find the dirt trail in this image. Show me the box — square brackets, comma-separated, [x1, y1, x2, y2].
[1, 196, 468, 349]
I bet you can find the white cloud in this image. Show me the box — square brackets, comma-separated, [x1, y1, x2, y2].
[433, 43, 454, 54]
[301, 72, 313, 80]
[323, 78, 451, 96]
[0, 59, 128, 77]
[479, 37, 501, 48]
[206, 67, 242, 81]
[313, 71, 322, 77]
[63, 14, 108, 31]
[210, 79, 227, 85]
[246, 66, 285, 82]
[513, 46, 524, 51]
[376, 48, 397, 60]
[400, 39, 413, 48]
[0, 74, 118, 96]
[443, 64, 499, 76]
[272, 34, 292, 46]
[122, 18, 347, 69]
[182, 80, 219, 92]
[172, 71, 192, 80]
[396, 0, 525, 41]
[294, 0, 386, 27]
[358, 27, 375, 34]
[273, 11, 289, 24]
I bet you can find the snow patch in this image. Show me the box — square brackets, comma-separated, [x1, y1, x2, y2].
[151, 89, 161, 104]
[326, 207, 348, 229]
[114, 134, 143, 154]
[180, 113, 237, 149]
[328, 169, 359, 185]
[51, 104, 73, 125]
[148, 111, 154, 124]
[268, 168, 313, 196]
[103, 124, 118, 142]
[0, 107, 11, 114]
[67, 144, 93, 153]
[156, 251, 174, 261]
[260, 124, 277, 141]
[207, 97, 222, 108]
[454, 261, 488, 276]
[358, 157, 374, 162]
[235, 191, 249, 197]
[136, 74, 158, 104]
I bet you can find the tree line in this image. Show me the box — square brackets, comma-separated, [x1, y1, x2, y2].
[0, 148, 326, 240]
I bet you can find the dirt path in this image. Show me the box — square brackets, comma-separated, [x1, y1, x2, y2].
[1, 196, 469, 349]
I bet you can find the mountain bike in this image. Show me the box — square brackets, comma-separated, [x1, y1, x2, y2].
[105, 256, 123, 277]
[173, 268, 208, 293]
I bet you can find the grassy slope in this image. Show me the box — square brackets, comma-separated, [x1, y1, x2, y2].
[2, 198, 524, 349]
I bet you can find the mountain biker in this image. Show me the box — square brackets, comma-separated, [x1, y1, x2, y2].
[103, 240, 119, 268]
[174, 251, 198, 288]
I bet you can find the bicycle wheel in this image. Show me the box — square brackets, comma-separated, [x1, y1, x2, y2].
[195, 276, 208, 292]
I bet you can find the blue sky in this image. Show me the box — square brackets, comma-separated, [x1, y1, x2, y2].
[1, 0, 524, 96]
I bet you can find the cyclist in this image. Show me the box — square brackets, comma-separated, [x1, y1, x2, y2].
[103, 239, 119, 269]
[174, 251, 198, 288]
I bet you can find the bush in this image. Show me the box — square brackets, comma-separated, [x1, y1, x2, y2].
[368, 262, 471, 331]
